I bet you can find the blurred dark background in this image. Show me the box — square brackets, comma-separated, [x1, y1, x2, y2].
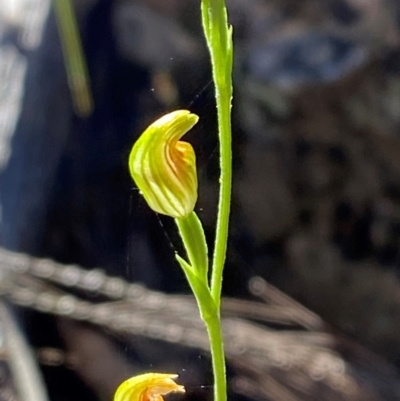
[2, 0, 400, 400]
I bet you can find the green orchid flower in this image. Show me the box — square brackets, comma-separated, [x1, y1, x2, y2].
[129, 110, 199, 218]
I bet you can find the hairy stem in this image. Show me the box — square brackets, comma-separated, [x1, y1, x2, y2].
[204, 314, 227, 401]
[200, 2, 233, 401]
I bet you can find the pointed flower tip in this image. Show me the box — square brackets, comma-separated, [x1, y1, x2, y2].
[153, 110, 199, 131]
[129, 110, 199, 219]
[114, 373, 185, 401]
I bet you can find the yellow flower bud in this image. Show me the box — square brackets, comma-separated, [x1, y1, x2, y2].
[114, 373, 185, 401]
[129, 110, 199, 218]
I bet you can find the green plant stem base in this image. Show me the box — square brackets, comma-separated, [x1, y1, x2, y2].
[204, 314, 227, 401]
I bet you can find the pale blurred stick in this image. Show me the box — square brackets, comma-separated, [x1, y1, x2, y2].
[0, 302, 49, 401]
[53, 0, 93, 117]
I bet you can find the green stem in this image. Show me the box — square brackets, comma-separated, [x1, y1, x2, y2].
[204, 314, 227, 401]
[199, 2, 232, 401]
[175, 212, 209, 284]
[201, 1, 233, 309]
[210, 91, 232, 309]
[174, 260, 227, 401]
